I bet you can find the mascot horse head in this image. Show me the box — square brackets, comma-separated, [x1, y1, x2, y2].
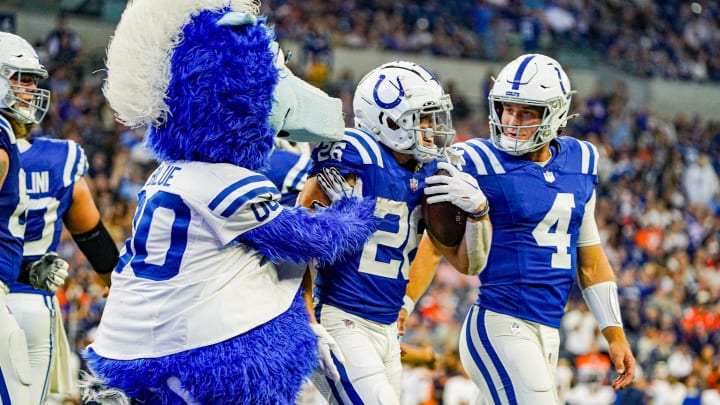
[103, 0, 344, 170]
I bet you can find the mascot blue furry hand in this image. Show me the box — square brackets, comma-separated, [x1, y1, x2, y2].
[81, 1, 375, 404]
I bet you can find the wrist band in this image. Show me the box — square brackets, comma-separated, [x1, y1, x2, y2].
[582, 281, 623, 330]
[402, 295, 415, 314]
[468, 201, 490, 220]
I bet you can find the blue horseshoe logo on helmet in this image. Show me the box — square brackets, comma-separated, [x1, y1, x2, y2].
[373, 74, 404, 109]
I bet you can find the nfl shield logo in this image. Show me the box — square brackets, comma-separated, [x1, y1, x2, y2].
[410, 178, 419, 191]
[543, 171, 555, 183]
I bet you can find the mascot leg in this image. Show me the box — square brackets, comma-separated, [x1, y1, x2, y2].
[86, 293, 316, 404]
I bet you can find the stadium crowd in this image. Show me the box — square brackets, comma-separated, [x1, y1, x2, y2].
[20, 3, 720, 404]
[261, 0, 720, 82]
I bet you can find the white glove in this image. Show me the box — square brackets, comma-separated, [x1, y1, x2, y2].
[316, 167, 363, 202]
[29, 252, 69, 293]
[310, 323, 346, 382]
[447, 147, 466, 168]
[424, 161, 487, 216]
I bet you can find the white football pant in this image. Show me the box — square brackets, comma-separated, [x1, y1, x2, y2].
[6, 293, 54, 405]
[0, 285, 31, 404]
[312, 305, 402, 405]
[459, 305, 561, 405]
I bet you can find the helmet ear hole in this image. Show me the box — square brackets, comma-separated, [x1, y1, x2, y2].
[386, 116, 400, 131]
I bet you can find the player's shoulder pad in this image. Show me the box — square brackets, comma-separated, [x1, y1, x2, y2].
[556, 136, 599, 176]
[452, 138, 507, 177]
[0, 115, 15, 147]
[207, 169, 281, 219]
[311, 128, 385, 174]
[36, 137, 89, 184]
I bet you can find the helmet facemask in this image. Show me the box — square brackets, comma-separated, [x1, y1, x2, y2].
[0, 68, 50, 125]
[389, 94, 455, 162]
[489, 94, 570, 156]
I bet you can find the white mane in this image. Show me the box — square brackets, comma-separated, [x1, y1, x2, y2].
[103, 0, 259, 127]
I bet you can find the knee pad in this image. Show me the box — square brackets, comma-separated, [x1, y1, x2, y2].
[503, 338, 555, 393]
[5, 326, 32, 386]
[373, 383, 399, 405]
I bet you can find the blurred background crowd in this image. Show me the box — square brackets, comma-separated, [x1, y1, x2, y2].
[5, 0, 720, 404]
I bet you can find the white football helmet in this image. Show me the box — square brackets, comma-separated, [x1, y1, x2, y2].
[488, 54, 575, 156]
[353, 61, 455, 163]
[0, 32, 50, 125]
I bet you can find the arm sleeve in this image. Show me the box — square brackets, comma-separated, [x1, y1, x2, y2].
[577, 190, 601, 247]
[72, 220, 119, 274]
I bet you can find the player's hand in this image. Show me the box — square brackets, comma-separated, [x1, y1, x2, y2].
[29, 252, 69, 293]
[398, 308, 408, 336]
[316, 167, 363, 202]
[425, 161, 487, 215]
[608, 338, 636, 390]
[310, 323, 346, 382]
[447, 147, 466, 167]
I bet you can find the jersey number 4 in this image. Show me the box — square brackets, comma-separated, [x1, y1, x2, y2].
[531, 193, 575, 269]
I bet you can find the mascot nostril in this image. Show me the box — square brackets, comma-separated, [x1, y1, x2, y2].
[80, 1, 376, 404]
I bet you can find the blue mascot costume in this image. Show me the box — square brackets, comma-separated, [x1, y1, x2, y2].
[82, 0, 375, 403]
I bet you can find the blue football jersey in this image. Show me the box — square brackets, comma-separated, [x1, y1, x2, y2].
[454, 137, 599, 328]
[10, 137, 88, 294]
[0, 116, 26, 287]
[260, 148, 311, 207]
[310, 128, 437, 324]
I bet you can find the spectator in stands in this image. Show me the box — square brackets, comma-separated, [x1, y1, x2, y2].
[45, 13, 82, 68]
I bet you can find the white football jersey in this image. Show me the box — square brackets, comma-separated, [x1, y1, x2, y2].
[91, 161, 306, 359]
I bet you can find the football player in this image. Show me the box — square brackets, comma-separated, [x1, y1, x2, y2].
[0, 31, 120, 404]
[298, 61, 487, 404]
[0, 31, 60, 405]
[424, 54, 636, 404]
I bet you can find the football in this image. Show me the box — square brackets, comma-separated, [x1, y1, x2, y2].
[422, 169, 467, 246]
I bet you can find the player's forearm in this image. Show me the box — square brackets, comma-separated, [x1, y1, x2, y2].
[576, 244, 615, 288]
[406, 233, 442, 302]
[0, 149, 9, 187]
[301, 269, 318, 323]
[601, 325, 629, 345]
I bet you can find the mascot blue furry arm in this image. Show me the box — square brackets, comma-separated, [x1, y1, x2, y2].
[81, 1, 375, 404]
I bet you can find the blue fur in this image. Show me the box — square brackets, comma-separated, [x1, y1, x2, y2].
[86, 293, 315, 405]
[148, 10, 277, 170]
[240, 196, 376, 265]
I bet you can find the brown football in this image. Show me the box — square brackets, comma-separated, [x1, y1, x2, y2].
[422, 169, 467, 246]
